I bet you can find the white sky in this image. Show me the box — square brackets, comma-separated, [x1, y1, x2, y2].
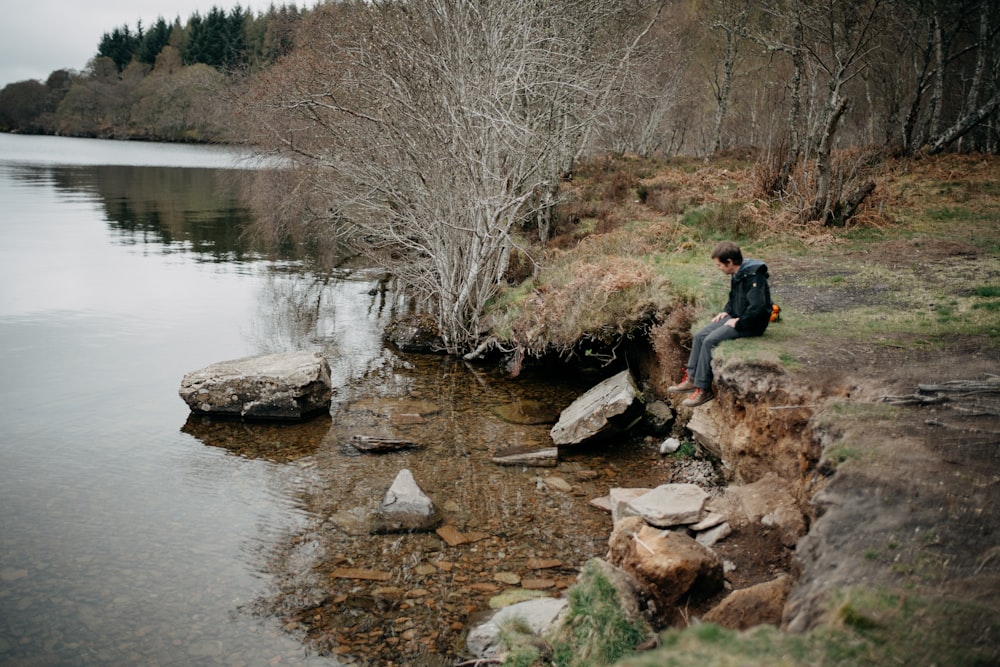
[0, 0, 297, 89]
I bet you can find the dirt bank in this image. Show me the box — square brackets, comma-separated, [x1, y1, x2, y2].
[634, 235, 1000, 663]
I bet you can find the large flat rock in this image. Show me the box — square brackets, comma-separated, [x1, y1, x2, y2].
[179, 351, 332, 420]
[550, 370, 642, 445]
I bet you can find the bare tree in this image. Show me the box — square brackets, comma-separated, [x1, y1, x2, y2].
[704, 0, 755, 154]
[877, 0, 1000, 155]
[591, 5, 686, 157]
[752, 0, 886, 224]
[239, 0, 662, 353]
[926, 0, 1000, 153]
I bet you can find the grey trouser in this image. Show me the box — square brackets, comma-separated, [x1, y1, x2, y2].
[687, 319, 741, 390]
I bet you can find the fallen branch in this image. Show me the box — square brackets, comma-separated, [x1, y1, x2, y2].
[882, 393, 950, 406]
[925, 419, 1000, 435]
[918, 379, 1000, 394]
[950, 404, 1000, 417]
[463, 337, 496, 361]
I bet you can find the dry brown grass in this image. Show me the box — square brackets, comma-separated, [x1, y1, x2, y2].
[491, 253, 668, 356]
[490, 151, 1000, 360]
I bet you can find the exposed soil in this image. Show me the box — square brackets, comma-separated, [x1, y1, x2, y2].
[257, 228, 998, 664]
[736, 238, 1000, 638]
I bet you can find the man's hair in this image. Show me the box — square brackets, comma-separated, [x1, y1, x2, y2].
[711, 241, 743, 265]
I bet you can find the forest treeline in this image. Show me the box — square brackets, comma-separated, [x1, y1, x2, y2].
[3, 0, 999, 353]
[0, 3, 306, 141]
[2, 0, 997, 154]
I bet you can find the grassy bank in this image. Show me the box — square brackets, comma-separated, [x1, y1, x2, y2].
[484, 153, 1000, 666]
[487, 154, 1000, 364]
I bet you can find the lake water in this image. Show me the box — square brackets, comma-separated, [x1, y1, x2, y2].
[0, 134, 678, 666]
[0, 134, 365, 665]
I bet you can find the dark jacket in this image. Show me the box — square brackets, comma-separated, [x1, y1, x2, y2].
[723, 259, 772, 336]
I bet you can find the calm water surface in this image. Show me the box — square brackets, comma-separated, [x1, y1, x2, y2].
[0, 134, 364, 665]
[0, 134, 674, 666]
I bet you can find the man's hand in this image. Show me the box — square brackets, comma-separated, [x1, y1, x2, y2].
[711, 311, 729, 323]
[724, 317, 739, 328]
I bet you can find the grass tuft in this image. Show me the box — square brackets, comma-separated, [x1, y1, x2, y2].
[547, 560, 653, 667]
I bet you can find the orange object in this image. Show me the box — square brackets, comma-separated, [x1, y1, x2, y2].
[770, 304, 781, 322]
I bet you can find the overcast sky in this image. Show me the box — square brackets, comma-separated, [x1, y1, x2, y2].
[0, 0, 295, 90]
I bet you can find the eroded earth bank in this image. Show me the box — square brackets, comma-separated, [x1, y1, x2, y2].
[239, 241, 998, 667]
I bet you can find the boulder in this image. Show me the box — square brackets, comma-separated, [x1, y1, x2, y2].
[178, 351, 332, 420]
[702, 573, 793, 629]
[550, 370, 643, 446]
[546, 559, 655, 653]
[372, 469, 441, 533]
[608, 516, 724, 619]
[686, 406, 724, 459]
[383, 313, 444, 353]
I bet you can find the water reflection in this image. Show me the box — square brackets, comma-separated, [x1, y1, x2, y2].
[0, 136, 339, 666]
[10, 163, 262, 262]
[182, 414, 333, 462]
[253, 350, 678, 665]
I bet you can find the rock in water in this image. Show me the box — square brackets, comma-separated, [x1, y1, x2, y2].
[178, 351, 332, 420]
[550, 370, 643, 446]
[373, 469, 441, 532]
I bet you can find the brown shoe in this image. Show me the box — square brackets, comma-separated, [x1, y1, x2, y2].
[682, 388, 714, 408]
[667, 371, 695, 393]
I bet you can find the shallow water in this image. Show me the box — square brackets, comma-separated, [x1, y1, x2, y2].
[0, 134, 682, 666]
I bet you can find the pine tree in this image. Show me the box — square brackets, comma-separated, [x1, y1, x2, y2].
[98, 25, 139, 72]
[138, 18, 173, 65]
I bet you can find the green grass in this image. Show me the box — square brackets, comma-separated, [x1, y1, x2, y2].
[614, 587, 1000, 667]
[823, 443, 864, 468]
[494, 559, 654, 667]
[547, 560, 653, 667]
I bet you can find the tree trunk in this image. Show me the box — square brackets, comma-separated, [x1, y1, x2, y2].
[928, 88, 1000, 154]
[812, 95, 849, 224]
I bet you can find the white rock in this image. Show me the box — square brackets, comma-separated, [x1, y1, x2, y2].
[696, 521, 732, 547]
[626, 483, 709, 528]
[690, 511, 727, 531]
[466, 597, 568, 658]
[373, 469, 440, 532]
[550, 370, 642, 445]
[659, 437, 681, 454]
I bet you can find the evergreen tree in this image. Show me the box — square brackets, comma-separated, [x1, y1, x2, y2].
[138, 18, 173, 65]
[98, 25, 139, 72]
[224, 6, 248, 70]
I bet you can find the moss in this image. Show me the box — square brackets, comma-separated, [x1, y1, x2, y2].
[547, 560, 653, 667]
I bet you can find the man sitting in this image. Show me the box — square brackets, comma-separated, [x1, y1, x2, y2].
[668, 241, 773, 407]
